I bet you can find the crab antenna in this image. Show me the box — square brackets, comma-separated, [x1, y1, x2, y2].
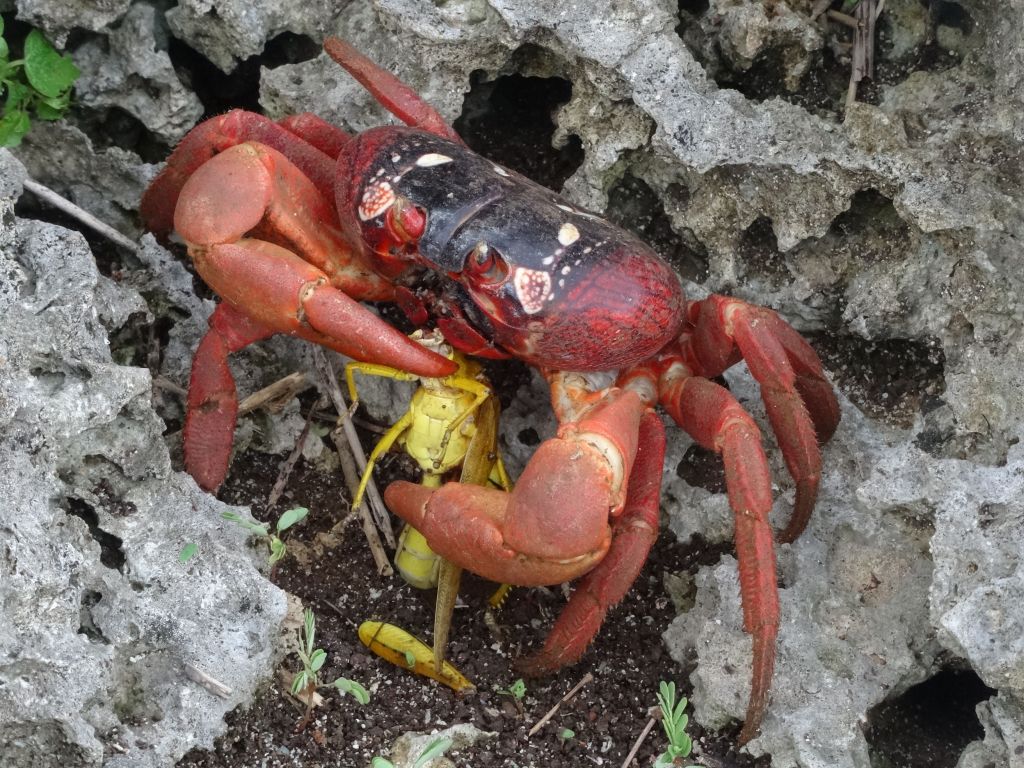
[324, 37, 463, 144]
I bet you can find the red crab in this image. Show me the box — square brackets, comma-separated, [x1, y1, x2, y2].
[141, 38, 839, 743]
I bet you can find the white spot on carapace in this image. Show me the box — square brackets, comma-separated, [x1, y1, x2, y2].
[556, 203, 574, 213]
[583, 247, 592, 254]
[358, 181, 396, 221]
[560, 265, 571, 275]
[542, 255, 555, 266]
[416, 153, 453, 167]
[513, 267, 552, 315]
[374, 168, 385, 177]
[558, 222, 580, 246]
[558, 278, 565, 288]
[493, 165, 510, 177]
[391, 153, 402, 162]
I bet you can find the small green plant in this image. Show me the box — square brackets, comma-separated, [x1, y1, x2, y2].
[292, 608, 369, 726]
[654, 681, 693, 768]
[222, 506, 308, 564]
[371, 736, 453, 768]
[0, 18, 80, 146]
[499, 677, 527, 700]
[558, 727, 575, 743]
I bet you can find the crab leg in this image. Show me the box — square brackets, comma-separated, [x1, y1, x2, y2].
[517, 410, 666, 675]
[141, 110, 339, 239]
[653, 359, 778, 746]
[324, 37, 462, 144]
[384, 387, 647, 587]
[277, 113, 351, 159]
[686, 296, 839, 542]
[185, 303, 275, 490]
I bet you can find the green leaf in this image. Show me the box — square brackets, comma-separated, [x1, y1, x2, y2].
[277, 506, 309, 532]
[23, 30, 79, 98]
[178, 542, 199, 563]
[507, 678, 526, 699]
[371, 759, 395, 768]
[0, 108, 30, 147]
[221, 510, 269, 536]
[303, 609, 316, 654]
[0, 34, 8, 64]
[558, 727, 575, 741]
[291, 670, 309, 695]
[334, 678, 370, 705]
[309, 648, 327, 673]
[268, 537, 287, 564]
[404, 649, 417, 668]
[413, 737, 453, 768]
[5, 80, 30, 111]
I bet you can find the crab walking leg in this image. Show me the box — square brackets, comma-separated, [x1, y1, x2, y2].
[141, 110, 339, 239]
[517, 410, 666, 675]
[658, 368, 779, 745]
[324, 37, 462, 144]
[185, 304, 276, 490]
[687, 296, 838, 543]
[384, 389, 647, 587]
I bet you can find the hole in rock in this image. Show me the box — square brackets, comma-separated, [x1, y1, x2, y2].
[454, 55, 584, 190]
[65, 497, 126, 572]
[865, 667, 994, 768]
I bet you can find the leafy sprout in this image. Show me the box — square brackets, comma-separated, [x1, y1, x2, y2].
[372, 736, 454, 768]
[0, 19, 80, 146]
[222, 506, 308, 565]
[499, 678, 527, 700]
[292, 608, 369, 727]
[654, 681, 694, 768]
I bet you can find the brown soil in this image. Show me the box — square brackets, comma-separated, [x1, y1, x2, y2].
[175, 449, 767, 768]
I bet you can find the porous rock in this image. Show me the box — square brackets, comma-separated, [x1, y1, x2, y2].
[0, 152, 288, 767]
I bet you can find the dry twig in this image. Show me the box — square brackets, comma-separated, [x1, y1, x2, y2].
[620, 711, 658, 768]
[266, 397, 322, 511]
[237, 372, 310, 415]
[312, 348, 396, 547]
[528, 672, 595, 737]
[183, 662, 232, 699]
[22, 178, 138, 252]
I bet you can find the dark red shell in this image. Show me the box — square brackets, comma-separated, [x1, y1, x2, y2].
[336, 126, 685, 371]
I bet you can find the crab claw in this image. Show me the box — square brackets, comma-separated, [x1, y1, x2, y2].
[384, 389, 646, 587]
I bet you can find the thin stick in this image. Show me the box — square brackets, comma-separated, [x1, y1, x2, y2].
[22, 178, 138, 252]
[183, 662, 232, 699]
[266, 398, 321, 511]
[528, 672, 595, 737]
[825, 9, 859, 28]
[312, 348, 395, 548]
[329, 423, 392, 575]
[620, 715, 657, 768]
[237, 372, 309, 415]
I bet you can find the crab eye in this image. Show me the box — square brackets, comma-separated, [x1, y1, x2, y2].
[464, 241, 508, 284]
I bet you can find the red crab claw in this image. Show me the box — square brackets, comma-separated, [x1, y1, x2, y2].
[385, 387, 649, 585]
[386, 381, 669, 678]
[165, 140, 456, 491]
[684, 296, 840, 543]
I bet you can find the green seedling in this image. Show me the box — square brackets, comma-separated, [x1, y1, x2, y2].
[222, 506, 308, 565]
[292, 608, 369, 727]
[372, 736, 454, 768]
[654, 681, 694, 768]
[0, 19, 80, 146]
[558, 727, 575, 743]
[499, 677, 527, 700]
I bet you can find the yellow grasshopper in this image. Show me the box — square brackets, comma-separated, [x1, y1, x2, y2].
[348, 329, 510, 689]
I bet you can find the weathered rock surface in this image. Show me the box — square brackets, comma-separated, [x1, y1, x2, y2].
[0, 149, 288, 768]
[5, 0, 1024, 765]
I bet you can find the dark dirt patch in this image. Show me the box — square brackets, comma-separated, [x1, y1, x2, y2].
[175, 447, 767, 768]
